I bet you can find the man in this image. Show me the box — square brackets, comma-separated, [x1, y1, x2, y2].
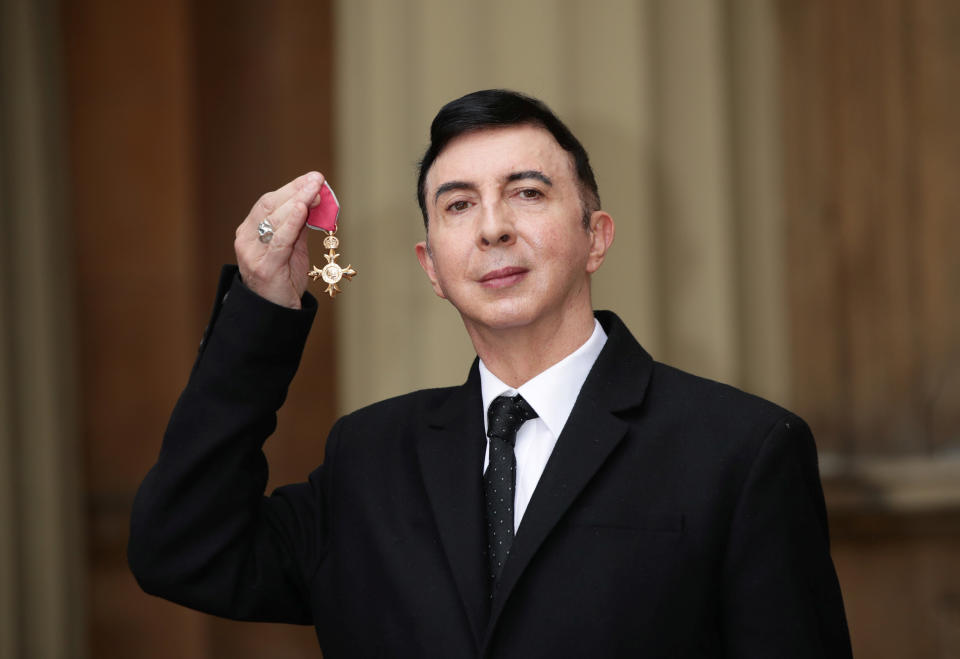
[129, 90, 852, 657]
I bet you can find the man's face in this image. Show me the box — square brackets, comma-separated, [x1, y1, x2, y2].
[416, 124, 612, 338]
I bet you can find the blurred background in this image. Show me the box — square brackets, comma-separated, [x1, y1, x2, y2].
[1, 0, 958, 657]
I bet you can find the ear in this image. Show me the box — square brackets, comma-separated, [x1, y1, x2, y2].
[415, 240, 447, 299]
[585, 210, 615, 274]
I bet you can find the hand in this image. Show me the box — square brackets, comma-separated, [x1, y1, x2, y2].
[234, 172, 324, 309]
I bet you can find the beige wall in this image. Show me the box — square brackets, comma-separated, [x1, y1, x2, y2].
[334, 0, 788, 413]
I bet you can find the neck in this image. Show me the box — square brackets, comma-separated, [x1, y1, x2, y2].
[467, 305, 596, 388]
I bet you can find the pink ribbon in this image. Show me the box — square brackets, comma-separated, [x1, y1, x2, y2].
[306, 180, 341, 232]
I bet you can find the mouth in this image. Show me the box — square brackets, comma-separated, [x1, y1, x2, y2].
[479, 266, 528, 289]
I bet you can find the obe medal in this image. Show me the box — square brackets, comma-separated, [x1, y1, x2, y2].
[306, 181, 357, 298]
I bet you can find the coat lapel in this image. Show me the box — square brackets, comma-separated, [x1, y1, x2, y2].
[484, 311, 655, 638]
[416, 361, 490, 647]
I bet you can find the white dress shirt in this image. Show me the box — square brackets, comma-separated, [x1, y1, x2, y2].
[479, 318, 607, 532]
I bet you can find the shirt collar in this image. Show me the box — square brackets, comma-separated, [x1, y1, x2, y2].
[479, 318, 608, 438]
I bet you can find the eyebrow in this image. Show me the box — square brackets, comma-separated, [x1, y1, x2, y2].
[434, 180, 475, 203]
[507, 170, 553, 187]
[433, 170, 554, 204]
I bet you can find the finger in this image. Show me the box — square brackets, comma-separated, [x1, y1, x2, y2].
[235, 178, 316, 275]
[261, 177, 321, 248]
[283, 224, 313, 303]
[234, 172, 325, 307]
[246, 220, 312, 307]
[238, 175, 319, 254]
[242, 171, 325, 231]
[266, 198, 310, 252]
[258, 171, 324, 218]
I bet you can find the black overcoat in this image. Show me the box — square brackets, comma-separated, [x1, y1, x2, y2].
[129, 266, 852, 658]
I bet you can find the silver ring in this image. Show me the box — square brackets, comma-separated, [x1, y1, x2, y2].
[257, 219, 275, 243]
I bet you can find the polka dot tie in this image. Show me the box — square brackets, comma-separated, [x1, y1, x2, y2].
[484, 394, 538, 587]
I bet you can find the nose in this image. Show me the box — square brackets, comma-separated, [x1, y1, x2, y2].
[477, 201, 516, 248]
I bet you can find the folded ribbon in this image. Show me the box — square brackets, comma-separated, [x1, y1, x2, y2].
[306, 180, 340, 232]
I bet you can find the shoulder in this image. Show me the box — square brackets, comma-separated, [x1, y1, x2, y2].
[629, 362, 821, 519]
[640, 360, 805, 460]
[649, 360, 788, 422]
[594, 310, 799, 451]
[333, 385, 462, 437]
[319, 384, 473, 478]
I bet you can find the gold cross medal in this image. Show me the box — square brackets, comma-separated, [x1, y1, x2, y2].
[306, 181, 357, 298]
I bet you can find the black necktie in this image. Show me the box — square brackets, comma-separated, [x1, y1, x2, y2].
[484, 394, 538, 586]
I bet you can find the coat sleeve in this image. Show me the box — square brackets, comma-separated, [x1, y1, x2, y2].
[128, 266, 334, 624]
[721, 415, 853, 658]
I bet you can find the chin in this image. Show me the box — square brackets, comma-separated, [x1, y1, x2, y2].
[459, 299, 540, 333]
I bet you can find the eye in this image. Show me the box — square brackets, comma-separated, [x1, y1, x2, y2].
[517, 188, 544, 200]
[446, 199, 472, 213]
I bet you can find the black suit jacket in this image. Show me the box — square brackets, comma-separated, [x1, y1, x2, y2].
[129, 267, 852, 658]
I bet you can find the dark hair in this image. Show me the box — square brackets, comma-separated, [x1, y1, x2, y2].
[416, 89, 600, 229]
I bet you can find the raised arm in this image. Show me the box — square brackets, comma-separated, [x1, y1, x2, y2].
[128, 173, 332, 622]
